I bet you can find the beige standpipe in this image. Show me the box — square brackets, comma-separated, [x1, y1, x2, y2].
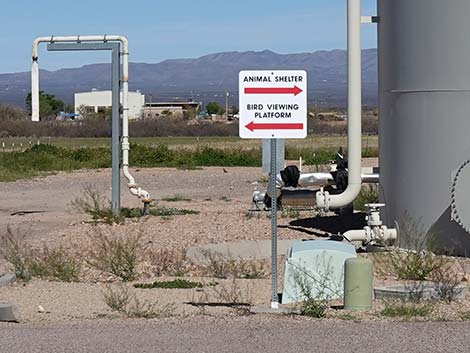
[343, 257, 373, 311]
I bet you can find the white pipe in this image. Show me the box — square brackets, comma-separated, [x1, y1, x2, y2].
[31, 35, 150, 201]
[343, 227, 397, 243]
[31, 61, 39, 121]
[268, 172, 379, 197]
[316, 0, 362, 210]
[343, 229, 369, 242]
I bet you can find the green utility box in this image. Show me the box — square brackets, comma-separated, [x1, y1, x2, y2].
[343, 257, 373, 311]
[282, 240, 357, 304]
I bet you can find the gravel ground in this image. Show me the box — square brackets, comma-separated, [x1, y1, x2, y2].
[2, 161, 470, 327]
[0, 317, 469, 353]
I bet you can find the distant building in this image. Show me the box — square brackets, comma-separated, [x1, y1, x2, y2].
[143, 101, 200, 119]
[74, 89, 145, 120]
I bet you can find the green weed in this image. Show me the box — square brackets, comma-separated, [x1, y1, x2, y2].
[381, 302, 433, 319]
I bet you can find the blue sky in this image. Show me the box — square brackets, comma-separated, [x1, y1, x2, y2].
[0, 0, 377, 73]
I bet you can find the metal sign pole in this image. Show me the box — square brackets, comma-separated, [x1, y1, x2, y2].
[270, 138, 279, 308]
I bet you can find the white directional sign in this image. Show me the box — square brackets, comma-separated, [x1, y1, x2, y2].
[239, 70, 307, 139]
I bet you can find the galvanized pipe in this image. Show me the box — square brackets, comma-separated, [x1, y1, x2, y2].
[268, 172, 379, 198]
[31, 35, 150, 202]
[316, 0, 363, 210]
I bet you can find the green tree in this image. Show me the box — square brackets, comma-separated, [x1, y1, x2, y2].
[26, 91, 65, 120]
[206, 102, 224, 115]
[230, 105, 239, 115]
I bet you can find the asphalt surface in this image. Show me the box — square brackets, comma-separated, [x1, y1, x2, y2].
[0, 317, 469, 353]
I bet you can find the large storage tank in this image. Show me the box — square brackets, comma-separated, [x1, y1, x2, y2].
[378, 0, 470, 255]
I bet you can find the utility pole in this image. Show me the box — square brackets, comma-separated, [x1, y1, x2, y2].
[149, 92, 152, 118]
[225, 91, 229, 119]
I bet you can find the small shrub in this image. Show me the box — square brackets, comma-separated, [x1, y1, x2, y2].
[133, 279, 204, 289]
[212, 278, 253, 312]
[147, 248, 187, 277]
[0, 227, 80, 282]
[429, 265, 464, 303]
[199, 250, 266, 279]
[70, 184, 122, 225]
[87, 230, 141, 281]
[301, 299, 328, 318]
[289, 261, 337, 319]
[381, 302, 433, 319]
[103, 285, 131, 312]
[30, 246, 81, 282]
[103, 285, 175, 318]
[0, 227, 33, 280]
[374, 216, 449, 281]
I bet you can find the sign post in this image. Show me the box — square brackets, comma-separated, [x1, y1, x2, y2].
[239, 70, 307, 308]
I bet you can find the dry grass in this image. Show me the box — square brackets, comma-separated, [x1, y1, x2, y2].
[0, 227, 80, 282]
[103, 285, 175, 319]
[87, 229, 142, 281]
[189, 278, 254, 315]
[199, 250, 266, 279]
[147, 248, 188, 277]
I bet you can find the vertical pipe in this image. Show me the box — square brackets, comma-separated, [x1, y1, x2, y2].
[316, 0, 362, 210]
[31, 61, 39, 121]
[346, 0, 362, 197]
[111, 44, 121, 214]
[270, 138, 279, 308]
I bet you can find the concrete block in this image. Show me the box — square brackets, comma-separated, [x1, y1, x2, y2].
[0, 273, 16, 288]
[0, 303, 20, 322]
[186, 239, 298, 264]
[374, 282, 467, 301]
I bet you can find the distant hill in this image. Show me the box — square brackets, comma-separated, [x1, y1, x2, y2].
[0, 49, 377, 108]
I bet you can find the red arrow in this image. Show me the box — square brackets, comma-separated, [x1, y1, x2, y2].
[244, 85, 303, 96]
[245, 121, 304, 132]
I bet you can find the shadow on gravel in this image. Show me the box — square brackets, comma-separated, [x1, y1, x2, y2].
[279, 213, 367, 237]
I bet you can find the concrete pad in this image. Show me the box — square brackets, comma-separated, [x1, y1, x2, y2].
[0, 273, 16, 288]
[251, 306, 300, 315]
[186, 239, 302, 264]
[0, 303, 20, 322]
[374, 282, 467, 301]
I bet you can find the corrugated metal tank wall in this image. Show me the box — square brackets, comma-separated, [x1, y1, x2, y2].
[378, 0, 470, 255]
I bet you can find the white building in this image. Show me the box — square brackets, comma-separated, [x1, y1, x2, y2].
[74, 89, 145, 120]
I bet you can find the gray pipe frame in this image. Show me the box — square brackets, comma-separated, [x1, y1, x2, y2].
[47, 42, 121, 213]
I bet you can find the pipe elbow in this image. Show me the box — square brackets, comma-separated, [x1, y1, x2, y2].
[316, 183, 361, 210]
[118, 36, 129, 53]
[129, 186, 150, 201]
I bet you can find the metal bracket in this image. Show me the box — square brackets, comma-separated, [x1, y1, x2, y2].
[361, 16, 379, 24]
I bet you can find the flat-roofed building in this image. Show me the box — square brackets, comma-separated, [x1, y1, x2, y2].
[143, 101, 200, 119]
[74, 89, 145, 120]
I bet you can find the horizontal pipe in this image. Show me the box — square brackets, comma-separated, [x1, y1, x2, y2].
[343, 227, 397, 243]
[268, 172, 379, 198]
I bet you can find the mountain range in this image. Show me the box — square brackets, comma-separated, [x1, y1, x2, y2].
[0, 49, 378, 108]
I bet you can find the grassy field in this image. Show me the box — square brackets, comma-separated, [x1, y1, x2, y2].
[0, 135, 378, 151]
[0, 135, 378, 182]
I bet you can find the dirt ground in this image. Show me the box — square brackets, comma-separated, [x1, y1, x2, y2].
[1, 160, 470, 325]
